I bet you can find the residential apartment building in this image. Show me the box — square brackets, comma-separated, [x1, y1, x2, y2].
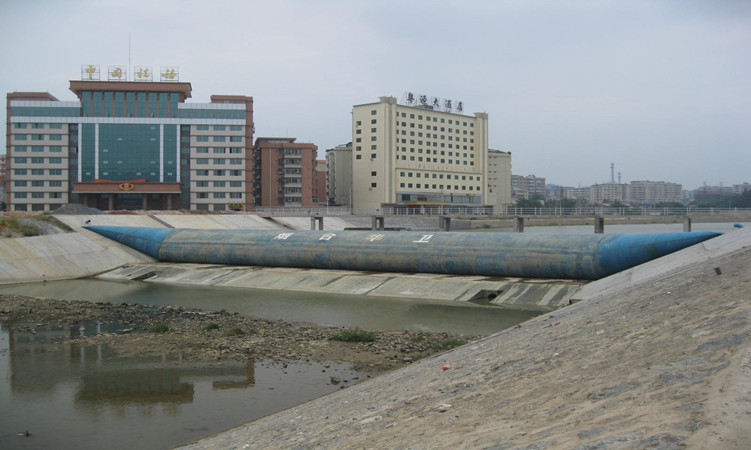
[732, 183, 751, 195]
[351, 96, 489, 211]
[325, 143, 352, 207]
[590, 183, 629, 205]
[6, 74, 253, 212]
[629, 180, 682, 205]
[252, 137, 318, 207]
[487, 149, 512, 209]
[511, 174, 546, 200]
[0, 155, 6, 207]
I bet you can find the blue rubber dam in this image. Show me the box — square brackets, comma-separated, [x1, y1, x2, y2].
[84, 226, 721, 280]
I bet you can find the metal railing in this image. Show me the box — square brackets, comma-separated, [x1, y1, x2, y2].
[249, 205, 751, 218]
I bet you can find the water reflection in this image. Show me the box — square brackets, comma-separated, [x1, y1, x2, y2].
[0, 322, 366, 450]
[0, 279, 539, 335]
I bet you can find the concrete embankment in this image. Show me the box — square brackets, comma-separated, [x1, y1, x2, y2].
[180, 227, 751, 449]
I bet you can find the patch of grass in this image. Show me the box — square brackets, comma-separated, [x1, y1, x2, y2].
[332, 329, 377, 342]
[438, 339, 466, 349]
[409, 334, 426, 342]
[0, 217, 40, 237]
[151, 323, 169, 333]
[204, 323, 220, 331]
[226, 327, 246, 336]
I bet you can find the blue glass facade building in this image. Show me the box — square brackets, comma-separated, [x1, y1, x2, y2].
[7, 81, 253, 212]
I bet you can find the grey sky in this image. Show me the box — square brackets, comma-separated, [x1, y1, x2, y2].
[1, 0, 749, 189]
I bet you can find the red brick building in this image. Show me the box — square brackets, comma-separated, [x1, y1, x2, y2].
[253, 137, 318, 207]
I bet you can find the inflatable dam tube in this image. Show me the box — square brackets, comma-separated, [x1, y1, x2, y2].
[84, 226, 721, 280]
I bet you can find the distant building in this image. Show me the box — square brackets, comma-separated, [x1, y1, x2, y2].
[6, 77, 254, 212]
[590, 183, 629, 205]
[629, 180, 682, 205]
[351, 96, 489, 211]
[252, 137, 318, 207]
[0, 155, 6, 207]
[732, 183, 751, 195]
[511, 175, 545, 200]
[564, 186, 590, 201]
[487, 149, 512, 208]
[314, 160, 326, 205]
[694, 184, 733, 203]
[325, 143, 352, 207]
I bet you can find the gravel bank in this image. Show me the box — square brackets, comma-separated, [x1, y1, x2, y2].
[0, 295, 479, 374]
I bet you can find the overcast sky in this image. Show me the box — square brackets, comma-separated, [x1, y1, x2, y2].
[1, 0, 749, 189]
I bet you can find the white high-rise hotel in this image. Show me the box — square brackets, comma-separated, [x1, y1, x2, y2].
[351, 96, 489, 211]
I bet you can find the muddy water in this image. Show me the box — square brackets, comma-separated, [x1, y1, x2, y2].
[0, 280, 537, 449]
[0, 321, 367, 450]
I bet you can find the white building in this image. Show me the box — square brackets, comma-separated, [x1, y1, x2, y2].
[487, 149, 512, 209]
[351, 96, 489, 212]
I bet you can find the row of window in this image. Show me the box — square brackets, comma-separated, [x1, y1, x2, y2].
[13, 146, 64, 152]
[399, 183, 479, 191]
[194, 125, 243, 131]
[13, 180, 64, 187]
[13, 123, 64, 129]
[194, 192, 243, 199]
[13, 157, 64, 164]
[194, 181, 244, 187]
[13, 134, 64, 141]
[399, 172, 480, 181]
[360, 114, 474, 127]
[195, 169, 243, 176]
[13, 169, 64, 176]
[195, 136, 243, 142]
[195, 147, 243, 154]
[195, 158, 244, 165]
[397, 155, 475, 165]
[14, 192, 64, 199]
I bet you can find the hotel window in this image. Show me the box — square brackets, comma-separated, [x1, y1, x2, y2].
[230, 148, 242, 153]
[213, 159, 225, 164]
[197, 147, 209, 153]
[49, 181, 62, 187]
[15, 135, 28, 140]
[31, 180, 44, 187]
[230, 136, 242, 142]
[196, 170, 209, 176]
[197, 136, 209, 142]
[213, 148, 226, 154]
[370, 110, 376, 115]
[197, 159, 209, 164]
[213, 181, 226, 187]
[230, 192, 242, 199]
[15, 193, 27, 198]
[196, 125, 209, 130]
[14, 123, 27, 129]
[14, 169, 27, 175]
[213, 125, 226, 131]
[49, 135, 63, 141]
[214, 170, 225, 176]
[50, 146, 62, 152]
[213, 193, 226, 198]
[229, 181, 242, 187]
[371, 182, 377, 188]
[196, 193, 209, 198]
[32, 146, 44, 152]
[229, 159, 242, 165]
[230, 170, 242, 176]
[196, 181, 208, 187]
[37, 169, 50, 175]
[31, 158, 44, 164]
[50, 192, 62, 199]
[49, 158, 62, 164]
[32, 192, 45, 199]
[213, 136, 226, 142]
[14, 146, 27, 152]
[32, 123, 44, 129]
[32, 135, 44, 141]
[14, 181, 27, 187]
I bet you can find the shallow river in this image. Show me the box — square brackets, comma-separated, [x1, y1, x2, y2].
[0, 279, 537, 450]
[0, 221, 744, 449]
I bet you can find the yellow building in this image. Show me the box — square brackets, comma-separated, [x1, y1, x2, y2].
[351, 96, 489, 213]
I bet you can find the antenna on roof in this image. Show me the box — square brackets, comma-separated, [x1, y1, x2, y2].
[128, 32, 131, 81]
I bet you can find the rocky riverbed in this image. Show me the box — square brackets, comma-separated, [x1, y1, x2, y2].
[0, 294, 479, 373]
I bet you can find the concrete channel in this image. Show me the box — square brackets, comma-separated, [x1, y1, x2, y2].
[0, 214, 587, 311]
